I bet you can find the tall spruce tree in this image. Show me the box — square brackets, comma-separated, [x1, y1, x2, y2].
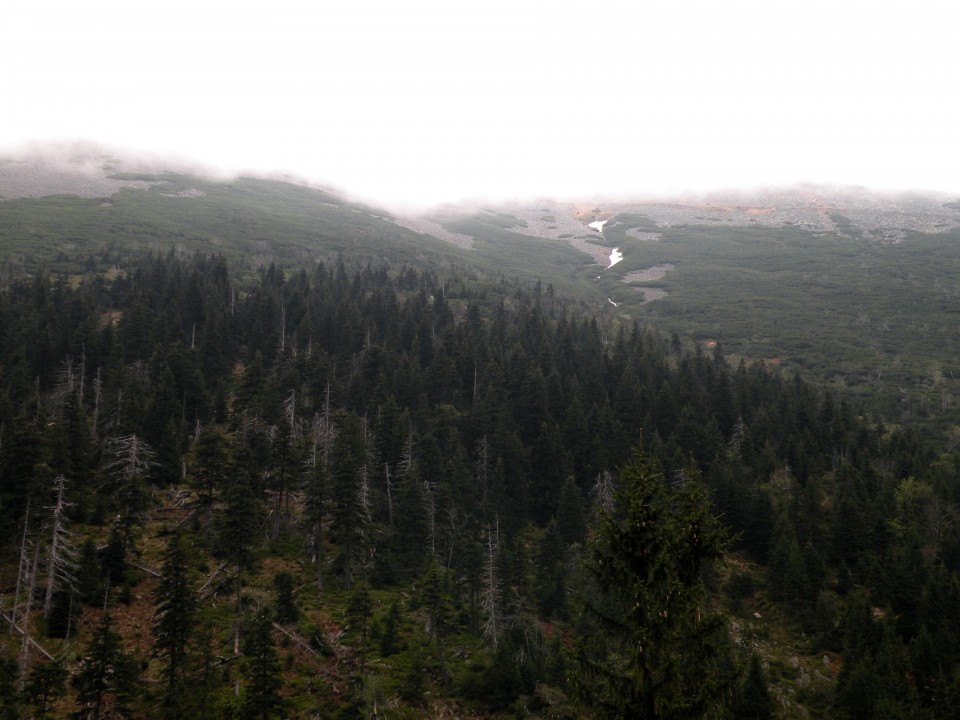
[22, 660, 67, 720]
[346, 583, 373, 681]
[730, 654, 773, 720]
[577, 451, 734, 719]
[71, 611, 139, 720]
[242, 608, 284, 720]
[329, 412, 369, 588]
[152, 532, 197, 718]
[216, 471, 261, 612]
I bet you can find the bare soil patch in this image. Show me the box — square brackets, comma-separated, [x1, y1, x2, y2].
[391, 216, 475, 248]
[622, 264, 674, 283]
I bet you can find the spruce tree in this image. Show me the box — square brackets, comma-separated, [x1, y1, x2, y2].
[190, 427, 231, 532]
[378, 601, 401, 657]
[273, 571, 298, 624]
[329, 412, 368, 588]
[22, 660, 67, 720]
[242, 608, 284, 720]
[346, 583, 373, 681]
[153, 532, 197, 718]
[71, 611, 139, 720]
[577, 450, 734, 719]
[730, 654, 773, 720]
[421, 559, 449, 663]
[535, 518, 568, 619]
[216, 472, 261, 612]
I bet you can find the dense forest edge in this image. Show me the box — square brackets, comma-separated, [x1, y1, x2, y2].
[1, 251, 959, 719]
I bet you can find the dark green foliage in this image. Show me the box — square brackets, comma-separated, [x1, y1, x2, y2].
[767, 509, 810, 614]
[45, 589, 77, 639]
[577, 451, 735, 719]
[398, 653, 427, 706]
[242, 609, 285, 720]
[379, 601, 402, 657]
[329, 413, 369, 588]
[392, 467, 431, 579]
[420, 560, 450, 662]
[190, 427, 231, 529]
[535, 518, 568, 619]
[74, 539, 104, 606]
[100, 518, 131, 591]
[0, 177, 466, 281]
[460, 643, 526, 712]
[729, 654, 773, 720]
[346, 583, 373, 680]
[215, 471, 261, 611]
[602, 215, 960, 438]
[272, 571, 298, 624]
[153, 532, 197, 717]
[0, 656, 20, 720]
[0, 245, 959, 718]
[556, 475, 587, 544]
[71, 611, 140, 720]
[23, 660, 67, 720]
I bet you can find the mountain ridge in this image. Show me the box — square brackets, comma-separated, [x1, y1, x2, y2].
[5, 143, 958, 244]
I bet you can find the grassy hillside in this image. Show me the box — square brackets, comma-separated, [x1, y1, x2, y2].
[437, 210, 604, 298]
[0, 174, 470, 275]
[601, 216, 960, 436]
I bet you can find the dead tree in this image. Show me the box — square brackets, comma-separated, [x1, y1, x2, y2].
[481, 518, 503, 650]
[43, 475, 77, 619]
[590, 470, 616, 515]
[10, 501, 33, 637]
[102, 434, 155, 519]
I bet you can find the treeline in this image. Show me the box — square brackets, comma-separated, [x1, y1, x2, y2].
[0, 252, 959, 718]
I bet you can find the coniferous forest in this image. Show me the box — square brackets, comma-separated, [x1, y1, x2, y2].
[2, 250, 960, 719]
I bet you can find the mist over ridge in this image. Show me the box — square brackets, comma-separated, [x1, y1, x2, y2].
[2, 140, 957, 222]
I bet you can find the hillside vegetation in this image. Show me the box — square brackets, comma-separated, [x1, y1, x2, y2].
[429, 198, 960, 440]
[4, 164, 958, 438]
[3, 160, 960, 718]
[600, 216, 960, 435]
[1, 250, 960, 719]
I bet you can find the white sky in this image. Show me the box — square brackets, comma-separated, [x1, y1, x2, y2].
[3, 0, 958, 211]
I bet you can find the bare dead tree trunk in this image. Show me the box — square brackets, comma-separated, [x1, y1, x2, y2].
[591, 470, 616, 515]
[384, 464, 394, 528]
[320, 382, 335, 464]
[304, 415, 325, 590]
[44, 475, 77, 618]
[481, 518, 502, 650]
[11, 501, 31, 637]
[359, 415, 372, 518]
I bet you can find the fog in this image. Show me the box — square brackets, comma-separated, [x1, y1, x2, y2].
[3, 1, 958, 212]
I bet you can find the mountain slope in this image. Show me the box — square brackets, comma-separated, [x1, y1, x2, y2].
[4, 148, 960, 436]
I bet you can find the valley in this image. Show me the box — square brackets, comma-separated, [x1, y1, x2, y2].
[2, 148, 960, 719]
